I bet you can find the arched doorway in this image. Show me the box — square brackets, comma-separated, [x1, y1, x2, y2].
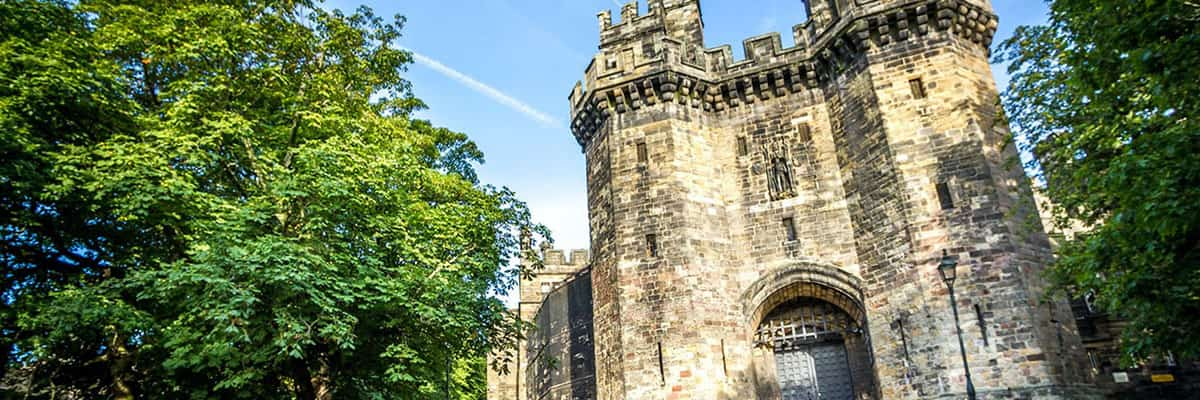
[740, 264, 878, 399]
[756, 298, 860, 400]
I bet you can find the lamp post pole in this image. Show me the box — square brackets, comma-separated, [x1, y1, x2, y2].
[940, 250, 978, 400]
[947, 282, 978, 399]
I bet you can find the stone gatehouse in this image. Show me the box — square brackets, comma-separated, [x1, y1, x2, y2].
[489, 0, 1101, 399]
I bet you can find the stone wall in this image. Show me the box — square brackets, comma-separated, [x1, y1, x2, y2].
[487, 346, 520, 400]
[488, 249, 590, 400]
[525, 269, 596, 400]
[849, 24, 1094, 397]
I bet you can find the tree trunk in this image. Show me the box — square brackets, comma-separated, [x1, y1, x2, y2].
[107, 333, 135, 400]
[290, 360, 316, 400]
[289, 346, 333, 400]
[311, 350, 333, 400]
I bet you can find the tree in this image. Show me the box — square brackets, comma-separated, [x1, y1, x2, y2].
[0, 0, 546, 398]
[996, 0, 1200, 363]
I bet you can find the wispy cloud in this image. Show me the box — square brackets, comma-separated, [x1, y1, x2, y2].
[495, 0, 589, 60]
[759, 0, 781, 33]
[757, 16, 778, 33]
[405, 49, 563, 129]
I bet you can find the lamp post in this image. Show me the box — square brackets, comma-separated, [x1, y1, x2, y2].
[939, 249, 977, 400]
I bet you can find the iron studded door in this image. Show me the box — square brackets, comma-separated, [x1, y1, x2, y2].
[775, 342, 854, 400]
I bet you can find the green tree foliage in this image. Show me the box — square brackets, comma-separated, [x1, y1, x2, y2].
[996, 0, 1200, 363]
[0, 0, 546, 398]
[449, 356, 487, 400]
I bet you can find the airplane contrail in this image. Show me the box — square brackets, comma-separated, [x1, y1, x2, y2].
[406, 50, 563, 129]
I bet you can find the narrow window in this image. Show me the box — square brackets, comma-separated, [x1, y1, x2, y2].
[645, 234, 658, 257]
[974, 304, 989, 346]
[736, 137, 749, 157]
[936, 182, 955, 210]
[796, 123, 812, 142]
[783, 217, 797, 242]
[909, 78, 927, 99]
[636, 142, 648, 163]
[720, 339, 728, 377]
[642, 40, 656, 58]
[657, 342, 666, 384]
[894, 315, 913, 365]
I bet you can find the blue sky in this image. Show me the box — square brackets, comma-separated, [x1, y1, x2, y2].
[323, 0, 1051, 253]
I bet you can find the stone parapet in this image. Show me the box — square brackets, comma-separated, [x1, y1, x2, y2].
[569, 0, 999, 150]
[519, 248, 590, 321]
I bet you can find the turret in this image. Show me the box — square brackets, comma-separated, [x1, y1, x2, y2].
[597, 0, 703, 49]
[654, 0, 703, 47]
[805, 0, 841, 34]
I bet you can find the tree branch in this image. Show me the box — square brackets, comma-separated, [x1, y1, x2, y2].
[217, 142, 251, 199]
[281, 50, 325, 172]
[426, 244, 476, 280]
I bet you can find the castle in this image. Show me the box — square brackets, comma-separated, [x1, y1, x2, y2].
[488, 0, 1102, 398]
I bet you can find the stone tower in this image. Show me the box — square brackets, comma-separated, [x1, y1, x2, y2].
[562, 0, 1099, 399]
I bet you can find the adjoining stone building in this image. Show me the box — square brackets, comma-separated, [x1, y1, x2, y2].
[487, 248, 594, 400]
[492, 0, 1104, 398]
[1032, 193, 1200, 399]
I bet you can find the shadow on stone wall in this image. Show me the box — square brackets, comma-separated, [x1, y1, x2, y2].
[526, 269, 596, 400]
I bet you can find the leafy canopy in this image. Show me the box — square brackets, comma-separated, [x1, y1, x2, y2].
[996, 0, 1200, 362]
[0, 0, 545, 398]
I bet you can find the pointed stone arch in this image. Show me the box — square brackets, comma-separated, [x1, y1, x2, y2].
[739, 262, 878, 400]
[741, 262, 867, 329]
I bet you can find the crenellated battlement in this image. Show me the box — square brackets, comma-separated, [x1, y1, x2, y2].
[519, 247, 590, 316]
[596, 2, 659, 47]
[597, 0, 704, 48]
[540, 248, 590, 268]
[569, 0, 998, 149]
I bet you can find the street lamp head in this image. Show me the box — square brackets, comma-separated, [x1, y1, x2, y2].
[938, 248, 975, 399]
[938, 249, 958, 286]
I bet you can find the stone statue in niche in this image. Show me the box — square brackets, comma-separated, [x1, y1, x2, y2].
[761, 142, 796, 200]
[769, 156, 794, 198]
